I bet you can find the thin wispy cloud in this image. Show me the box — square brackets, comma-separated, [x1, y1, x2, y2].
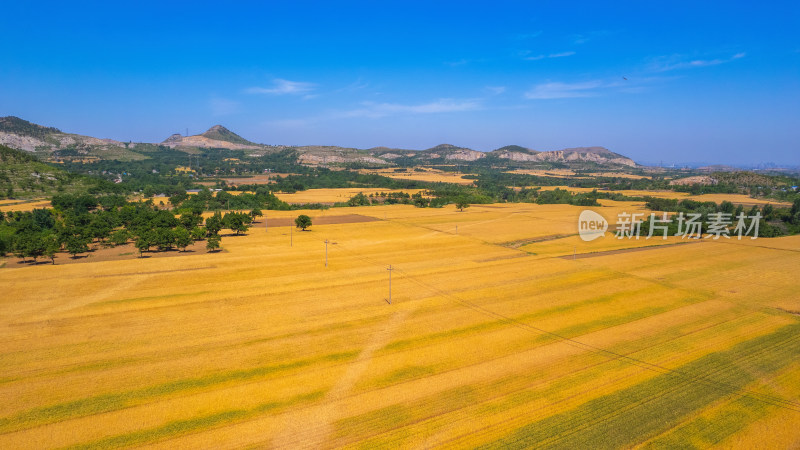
[266, 98, 482, 128]
[524, 81, 604, 99]
[524, 76, 667, 100]
[209, 97, 240, 116]
[245, 78, 316, 95]
[336, 78, 370, 93]
[524, 51, 576, 61]
[486, 86, 506, 95]
[343, 98, 481, 118]
[647, 52, 746, 72]
[513, 31, 543, 40]
[572, 30, 614, 45]
[445, 59, 470, 67]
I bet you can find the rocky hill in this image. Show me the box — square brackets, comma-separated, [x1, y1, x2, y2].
[0, 116, 638, 168]
[161, 125, 263, 150]
[0, 116, 136, 160]
[491, 145, 635, 167]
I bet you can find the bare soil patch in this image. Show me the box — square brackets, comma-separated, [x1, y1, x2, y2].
[3, 239, 217, 268]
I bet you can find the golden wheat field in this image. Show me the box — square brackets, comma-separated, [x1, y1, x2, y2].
[1, 200, 800, 448]
[275, 188, 426, 204]
[0, 199, 52, 213]
[535, 187, 791, 207]
[359, 168, 477, 185]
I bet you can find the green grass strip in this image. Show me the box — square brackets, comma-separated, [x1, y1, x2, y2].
[66, 390, 324, 449]
[0, 350, 357, 433]
[480, 322, 800, 449]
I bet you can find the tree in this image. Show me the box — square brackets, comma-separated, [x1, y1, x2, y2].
[455, 199, 470, 212]
[348, 192, 370, 207]
[15, 231, 45, 262]
[249, 208, 263, 221]
[179, 212, 202, 230]
[174, 227, 192, 251]
[190, 226, 206, 241]
[224, 212, 250, 235]
[169, 191, 189, 207]
[205, 213, 223, 236]
[295, 214, 312, 230]
[109, 229, 129, 247]
[65, 235, 90, 258]
[43, 233, 60, 264]
[206, 233, 221, 252]
[154, 227, 175, 251]
[135, 233, 152, 257]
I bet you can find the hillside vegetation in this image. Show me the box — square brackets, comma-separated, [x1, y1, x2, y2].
[200, 125, 257, 145]
[0, 145, 94, 199]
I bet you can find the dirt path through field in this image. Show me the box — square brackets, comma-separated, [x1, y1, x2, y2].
[269, 308, 411, 449]
[560, 240, 702, 259]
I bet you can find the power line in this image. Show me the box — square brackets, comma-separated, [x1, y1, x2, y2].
[391, 265, 800, 413]
[298, 223, 800, 412]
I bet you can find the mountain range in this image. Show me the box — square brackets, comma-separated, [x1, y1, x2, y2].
[0, 116, 636, 167]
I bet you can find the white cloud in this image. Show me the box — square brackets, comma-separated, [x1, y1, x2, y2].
[524, 51, 576, 61]
[571, 30, 614, 45]
[336, 79, 369, 93]
[342, 99, 481, 119]
[245, 79, 316, 95]
[647, 52, 746, 72]
[524, 81, 604, 99]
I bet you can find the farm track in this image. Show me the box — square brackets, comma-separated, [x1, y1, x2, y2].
[560, 240, 702, 259]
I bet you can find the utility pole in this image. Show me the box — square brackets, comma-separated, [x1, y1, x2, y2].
[324, 239, 329, 267]
[387, 265, 393, 304]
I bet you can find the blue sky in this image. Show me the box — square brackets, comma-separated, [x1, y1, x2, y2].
[1, 1, 798, 165]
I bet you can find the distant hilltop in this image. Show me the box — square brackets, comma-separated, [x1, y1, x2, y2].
[0, 115, 636, 167]
[162, 125, 261, 150]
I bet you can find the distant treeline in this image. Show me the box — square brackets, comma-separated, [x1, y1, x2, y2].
[640, 197, 800, 238]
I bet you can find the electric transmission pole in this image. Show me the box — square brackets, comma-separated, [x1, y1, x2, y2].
[387, 265, 393, 304]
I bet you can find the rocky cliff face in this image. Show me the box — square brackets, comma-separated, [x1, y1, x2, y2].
[493, 146, 636, 167]
[0, 116, 125, 153]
